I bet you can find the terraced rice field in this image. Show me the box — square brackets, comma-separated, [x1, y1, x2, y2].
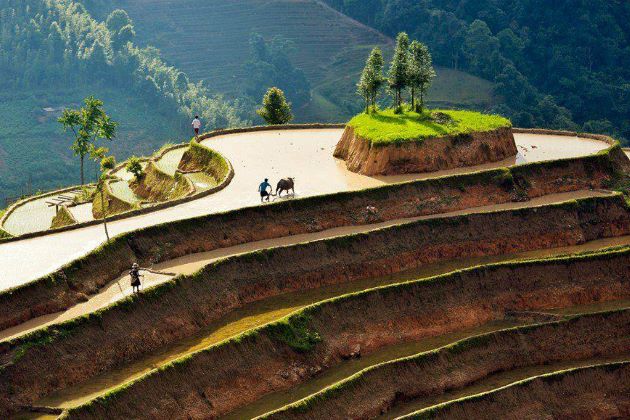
[1, 128, 629, 419]
[154, 147, 187, 176]
[107, 180, 142, 205]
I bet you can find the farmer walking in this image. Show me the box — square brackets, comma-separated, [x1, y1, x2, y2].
[130, 263, 144, 294]
[258, 178, 272, 202]
[192, 115, 202, 138]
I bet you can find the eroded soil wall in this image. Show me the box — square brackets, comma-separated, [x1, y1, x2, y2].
[1, 197, 629, 415]
[403, 362, 630, 420]
[266, 310, 630, 419]
[334, 126, 518, 175]
[1, 147, 626, 331]
[61, 251, 630, 419]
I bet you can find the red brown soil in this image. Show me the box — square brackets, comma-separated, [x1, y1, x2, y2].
[60, 253, 630, 419]
[334, 126, 518, 175]
[266, 310, 630, 419]
[408, 362, 630, 420]
[0, 150, 624, 332]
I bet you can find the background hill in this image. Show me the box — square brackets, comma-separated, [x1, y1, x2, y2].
[322, 0, 630, 142]
[84, 0, 497, 120]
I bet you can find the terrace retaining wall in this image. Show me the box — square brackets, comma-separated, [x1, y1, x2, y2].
[1, 197, 629, 415]
[57, 251, 630, 419]
[0, 137, 627, 332]
[334, 125, 518, 175]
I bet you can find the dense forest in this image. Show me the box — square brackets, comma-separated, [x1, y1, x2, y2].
[323, 0, 630, 142]
[0, 1, 246, 127]
[0, 0, 248, 201]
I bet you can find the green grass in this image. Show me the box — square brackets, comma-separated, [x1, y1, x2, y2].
[348, 109, 511, 146]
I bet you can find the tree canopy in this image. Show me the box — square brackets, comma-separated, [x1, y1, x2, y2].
[257, 87, 293, 125]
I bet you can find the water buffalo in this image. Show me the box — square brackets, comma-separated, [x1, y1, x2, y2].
[275, 177, 295, 197]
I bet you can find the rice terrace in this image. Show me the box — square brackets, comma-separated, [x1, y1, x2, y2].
[1, 1, 630, 419]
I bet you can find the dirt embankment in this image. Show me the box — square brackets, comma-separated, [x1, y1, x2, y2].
[265, 309, 630, 419]
[59, 250, 630, 419]
[1, 148, 626, 332]
[1, 197, 629, 416]
[401, 362, 630, 420]
[91, 181, 136, 219]
[334, 126, 518, 175]
[177, 139, 230, 182]
[130, 161, 193, 202]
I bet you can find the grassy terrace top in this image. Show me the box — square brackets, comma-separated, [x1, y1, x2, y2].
[348, 109, 511, 146]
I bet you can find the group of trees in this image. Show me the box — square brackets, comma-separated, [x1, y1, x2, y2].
[323, 0, 630, 142]
[358, 33, 435, 114]
[0, 1, 246, 130]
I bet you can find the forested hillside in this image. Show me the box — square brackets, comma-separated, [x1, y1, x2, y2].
[80, 0, 497, 121]
[323, 0, 630, 143]
[0, 0, 245, 201]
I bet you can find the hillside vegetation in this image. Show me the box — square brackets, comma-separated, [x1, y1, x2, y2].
[323, 0, 630, 143]
[84, 0, 497, 120]
[0, 0, 245, 201]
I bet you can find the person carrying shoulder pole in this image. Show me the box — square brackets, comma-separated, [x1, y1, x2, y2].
[130, 263, 144, 294]
[192, 115, 202, 139]
[258, 178, 272, 203]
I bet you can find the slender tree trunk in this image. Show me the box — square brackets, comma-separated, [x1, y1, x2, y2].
[420, 89, 424, 111]
[100, 186, 110, 242]
[411, 87, 415, 112]
[80, 155, 84, 186]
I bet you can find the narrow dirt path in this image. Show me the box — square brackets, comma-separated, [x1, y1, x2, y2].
[0, 189, 616, 343]
[0, 131, 611, 291]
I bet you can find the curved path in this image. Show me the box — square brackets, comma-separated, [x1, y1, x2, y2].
[0, 129, 610, 291]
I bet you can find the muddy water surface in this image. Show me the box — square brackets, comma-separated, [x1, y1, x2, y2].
[0, 130, 613, 289]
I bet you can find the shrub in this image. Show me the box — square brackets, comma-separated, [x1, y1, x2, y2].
[101, 156, 116, 172]
[126, 156, 144, 179]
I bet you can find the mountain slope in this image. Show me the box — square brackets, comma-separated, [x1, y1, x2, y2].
[89, 0, 497, 120]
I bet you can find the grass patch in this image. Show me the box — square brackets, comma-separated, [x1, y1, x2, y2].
[348, 108, 511, 146]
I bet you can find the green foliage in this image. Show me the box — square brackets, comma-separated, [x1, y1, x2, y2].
[388, 32, 410, 112]
[268, 313, 322, 352]
[357, 47, 385, 113]
[242, 33, 311, 113]
[58, 96, 118, 185]
[50, 205, 77, 229]
[407, 41, 436, 112]
[348, 108, 511, 145]
[101, 156, 116, 171]
[125, 156, 143, 179]
[322, 0, 630, 143]
[257, 87, 293, 125]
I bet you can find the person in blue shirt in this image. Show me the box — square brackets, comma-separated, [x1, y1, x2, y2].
[258, 178, 272, 202]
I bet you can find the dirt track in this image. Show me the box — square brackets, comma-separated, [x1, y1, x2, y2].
[0, 130, 611, 291]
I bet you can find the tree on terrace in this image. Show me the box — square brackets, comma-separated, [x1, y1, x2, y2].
[407, 41, 435, 112]
[58, 96, 117, 185]
[388, 32, 410, 113]
[257, 87, 293, 125]
[357, 47, 385, 113]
